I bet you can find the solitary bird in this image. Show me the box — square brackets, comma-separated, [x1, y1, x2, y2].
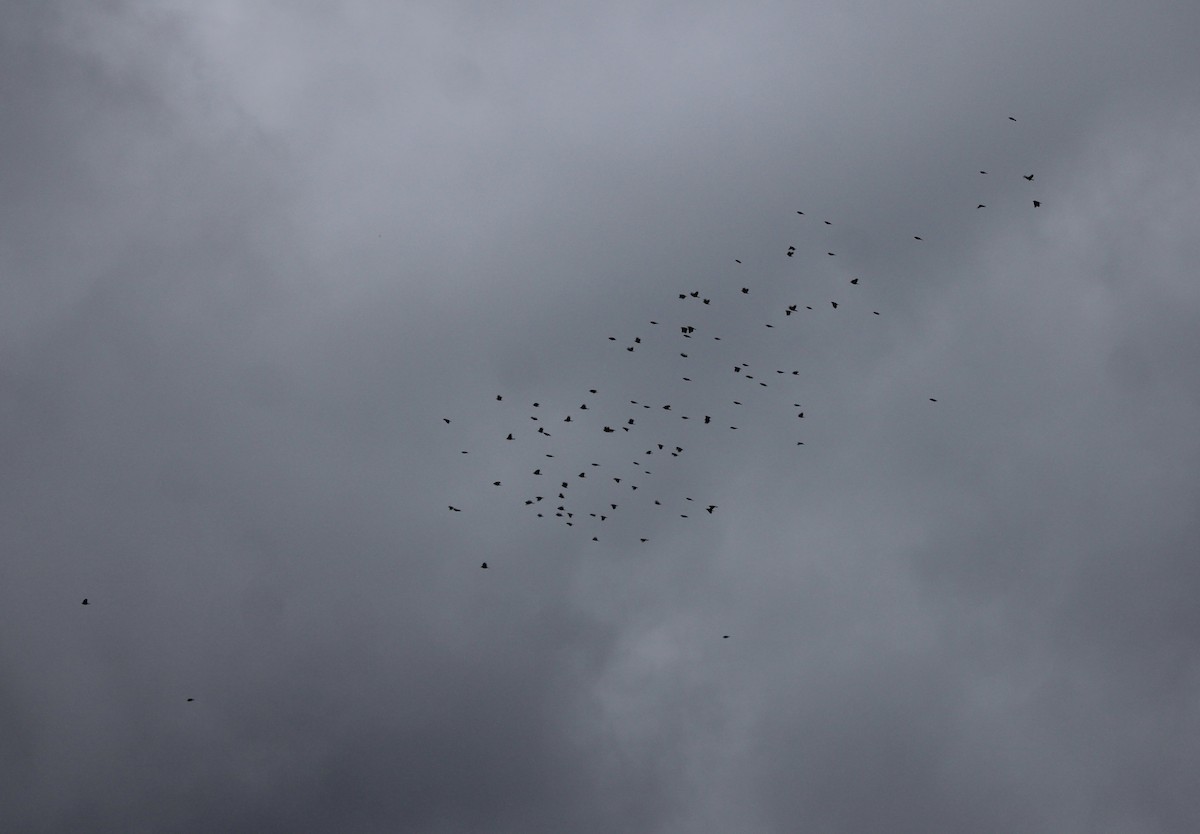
[1009, 116, 1017, 121]
[706, 505, 717, 514]
[850, 278, 858, 285]
[1033, 200, 1041, 207]
[827, 252, 836, 256]
[741, 288, 749, 294]
[980, 170, 987, 174]
[81, 598, 88, 605]
[442, 418, 450, 424]
[977, 204, 986, 209]
[929, 398, 938, 402]
[831, 301, 838, 309]
[506, 433, 513, 440]
[1024, 174, 1034, 181]
[914, 236, 923, 241]
[481, 562, 488, 569]
[187, 698, 194, 702]
[787, 246, 796, 257]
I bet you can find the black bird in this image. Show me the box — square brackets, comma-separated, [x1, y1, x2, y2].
[690, 291, 700, 298]
[735, 259, 741, 263]
[187, 698, 195, 702]
[929, 398, 938, 402]
[741, 288, 749, 294]
[977, 204, 986, 209]
[481, 562, 488, 569]
[706, 505, 716, 514]
[492, 481, 501, 486]
[980, 171, 988, 174]
[1009, 116, 1016, 121]
[449, 506, 461, 512]
[442, 418, 450, 424]
[564, 415, 572, 422]
[703, 298, 710, 305]
[589, 389, 597, 393]
[797, 412, 804, 418]
[506, 433, 513, 440]
[533, 469, 541, 475]
[831, 301, 838, 309]
[580, 404, 588, 410]
[850, 278, 858, 285]
[603, 426, 614, 432]
[914, 236, 923, 241]
[824, 220, 831, 225]
[640, 538, 649, 542]
[1033, 200, 1041, 207]
[1024, 174, 1034, 181]
[533, 402, 539, 407]
[796, 210, 804, 215]
[704, 415, 711, 424]
[81, 598, 88, 605]
[496, 395, 502, 401]
[827, 252, 835, 256]
[787, 246, 796, 257]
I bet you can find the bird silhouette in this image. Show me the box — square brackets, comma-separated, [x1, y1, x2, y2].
[850, 278, 858, 285]
[81, 598, 88, 605]
[1024, 174, 1034, 181]
[187, 698, 195, 702]
[1009, 116, 1017, 121]
[1033, 200, 1040, 207]
[977, 204, 986, 209]
[914, 236, 923, 241]
[481, 562, 488, 569]
[786, 246, 796, 257]
[706, 505, 716, 513]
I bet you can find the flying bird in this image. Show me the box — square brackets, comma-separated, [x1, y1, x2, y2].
[1024, 174, 1034, 181]
[81, 598, 88, 605]
[914, 236, 923, 241]
[706, 505, 716, 514]
[187, 698, 195, 702]
[741, 288, 749, 294]
[831, 301, 838, 309]
[481, 562, 488, 569]
[1033, 200, 1041, 207]
[977, 204, 986, 209]
[786, 246, 796, 257]
[850, 278, 858, 285]
[442, 418, 450, 424]
[1009, 116, 1016, 121]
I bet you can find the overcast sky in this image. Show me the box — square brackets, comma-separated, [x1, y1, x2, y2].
[3, 2, 1200, 831]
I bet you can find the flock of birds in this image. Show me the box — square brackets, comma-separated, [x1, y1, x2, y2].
[80, 116, 1044, 667]
[442, 117, 1043, 576]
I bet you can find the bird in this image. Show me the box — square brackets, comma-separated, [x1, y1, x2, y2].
[186, 698, 195, 702]
[1009, 116, 1017, 121]
[824, 220, 831, 225]
[735, 259, 741, 264]
[827, 252, 835, 256]
[496, 395, 502, 401]
[81, 598, 88, 605]
[741, 288, 749, 294]
[914, 236, 923, 241]
[796, 210, 804, 215]
[1024, 174, 1034, 181]
[850, 278, 858, 285]
[980, 170, 988, 174]
[786, 246, 796, 257]
[1033, 200, 1041, 207]
[929, 398, 938, 402]
[706, 505, 716, 513]
[506, 433, 513, 440]
[977, 204, 986, 209]
[722, 635, 729, 639]
[481, 562, 488, 569]
[449, 506, 461, 512]
[831, 301, 838, 309]
[442, 418, 450, 424]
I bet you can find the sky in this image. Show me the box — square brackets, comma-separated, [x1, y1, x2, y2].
[3, 1, 1200, 831]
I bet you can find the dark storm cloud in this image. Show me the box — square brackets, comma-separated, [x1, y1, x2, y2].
[3, 1, 1200, 832]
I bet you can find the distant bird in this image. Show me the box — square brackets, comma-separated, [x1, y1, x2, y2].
[492, 481, 501, 486]
[980, 171, 987, 174]
[786, 246, 796, 257]
[797, 412, 804, 418]
[831, 301, 838, 309]
[703, 298, 710, 305]
[976, 204, 986, 209]
[929, 398, 938, 402]
[442, 418, 450, 424]
[850, 278, 858, 285]
[506, 433, 513, 440]
[589, 389, 597, 393]
[1033, 200, 1041, 207]
[827, 252, 835, 256]
[704, 415, 711, 424]
[706, 505, 716, 514]
[824, 220, 831, 225]
[564, 415, 572, 422]
[532, 402, 539, 407]
[533, 469, 541, 475]
[690, 291, 699, 298]
[1009, 116, 1016, 121]
[914, 236, 923, 241]
[603, 426, 614, 432]
[187, 698, 195, 702]
[496, 395, 502, 401]
[481, 562, 488, 569]
[81, 598, 88, 605]
[735, 259, 742, 264]
[1024, 174, 1034, 181]
[640, 538, 649, 543]
[796, 210, 804, 215]
[741, 288, 749, 294]
[449, 506, 461, 512]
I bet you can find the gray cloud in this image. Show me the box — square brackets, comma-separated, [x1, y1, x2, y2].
[3, 2, 1200, 831]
